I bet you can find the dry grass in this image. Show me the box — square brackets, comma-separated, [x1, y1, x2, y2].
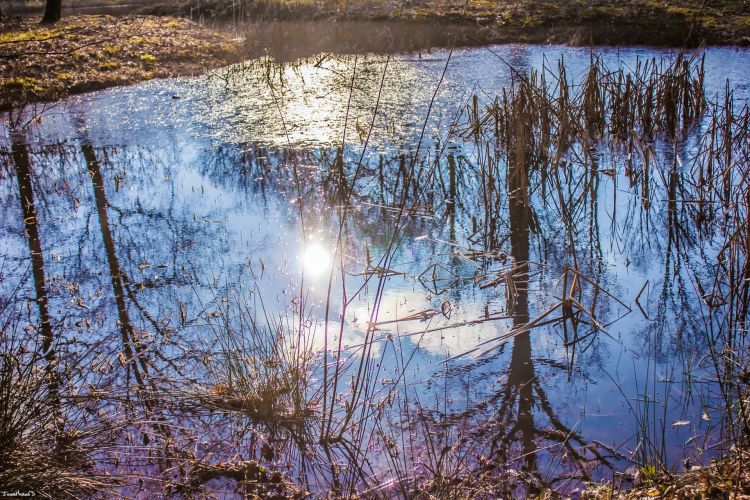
[0, 330, 117, 497]
[583, 446, 750, 499]
[164, 0, 750, 46]
[0, 15, 241, 110]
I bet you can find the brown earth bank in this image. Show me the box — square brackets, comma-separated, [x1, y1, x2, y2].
[170, 0, 750, 47]
[1, 0, 750, 110]
[6, 0, 750, 47]
[67, 0, 750, 47]
[379, 0, 750, 47]
[0, 15, 241, 110]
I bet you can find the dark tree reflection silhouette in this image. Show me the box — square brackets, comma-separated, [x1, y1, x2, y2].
[498, 154, 537, 483]
[10, 131, 60, 427]
[82, 144, 151, 389]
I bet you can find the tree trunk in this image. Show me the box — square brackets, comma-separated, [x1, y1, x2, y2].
[41, 0, 62, 23]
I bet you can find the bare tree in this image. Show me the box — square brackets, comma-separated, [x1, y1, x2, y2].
[42, 0, 62, 24]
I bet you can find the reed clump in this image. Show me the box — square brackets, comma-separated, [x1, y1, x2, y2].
[0, 333, 115, 496]
[451, 50, 748, 482]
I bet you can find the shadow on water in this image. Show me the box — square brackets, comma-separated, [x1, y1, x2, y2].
[503, 139, 538, 484]
[240, 20, 487, 62]
[81, 143, 159, 392]
[11, 136, 54, 361]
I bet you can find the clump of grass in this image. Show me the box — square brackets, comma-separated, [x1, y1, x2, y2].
[99, 61, 120, 71]
[102, 44, 120, 55]
[196, 291, 317, 428]
[172, 458, 305, 497]
[0, 325, 115, 496]
[454, 51, 707, 257]
[583, 446, 750, 498]
[1, 76, 43, 91]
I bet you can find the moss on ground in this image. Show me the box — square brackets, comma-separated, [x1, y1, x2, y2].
[0, 15, 241, 110]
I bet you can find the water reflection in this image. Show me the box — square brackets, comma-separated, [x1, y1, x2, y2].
[239, 20, 487, 62]
[10, 133, 54, 359]
[302, 241, 333, 278]
[9, 131, 60, 430]
[0, 44, 748, 495]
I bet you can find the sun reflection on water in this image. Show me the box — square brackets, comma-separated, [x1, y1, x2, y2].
[302, 241, 332, 277]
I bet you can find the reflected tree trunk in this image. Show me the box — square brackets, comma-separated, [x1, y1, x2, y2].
[506, 157, 538, 479]
[82, 144, 149, 388]
[485, 156, 613, 490]
[81, 141, 174, 461]
[11, 133, 60, 421]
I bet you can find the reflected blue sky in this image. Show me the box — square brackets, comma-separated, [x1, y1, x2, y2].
[1, 43, 749, 492]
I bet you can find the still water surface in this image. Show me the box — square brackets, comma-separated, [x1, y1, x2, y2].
[1, 43, 749, 494]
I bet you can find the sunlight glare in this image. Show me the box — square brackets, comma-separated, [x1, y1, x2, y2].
[303, 242, 332, 277]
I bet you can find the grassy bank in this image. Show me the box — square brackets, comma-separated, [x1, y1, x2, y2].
[408, 0, 750, 46]
[1, 0, 749, 109]
[162, 0, 750, 47]
[0, 15, 241, 110]
[62, 0, 750, 47]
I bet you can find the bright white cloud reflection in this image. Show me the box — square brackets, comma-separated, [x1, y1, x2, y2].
[303, 242, 332, 277]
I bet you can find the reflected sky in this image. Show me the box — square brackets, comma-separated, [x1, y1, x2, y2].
[1, 43, 749, 493]
[6, 45, 748, 150]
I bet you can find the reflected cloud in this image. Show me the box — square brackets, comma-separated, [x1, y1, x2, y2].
[302, 319, 382, 357]
[348, 289, 509, 357]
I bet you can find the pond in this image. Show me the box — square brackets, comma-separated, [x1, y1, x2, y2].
[1, 41, 749, 496]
